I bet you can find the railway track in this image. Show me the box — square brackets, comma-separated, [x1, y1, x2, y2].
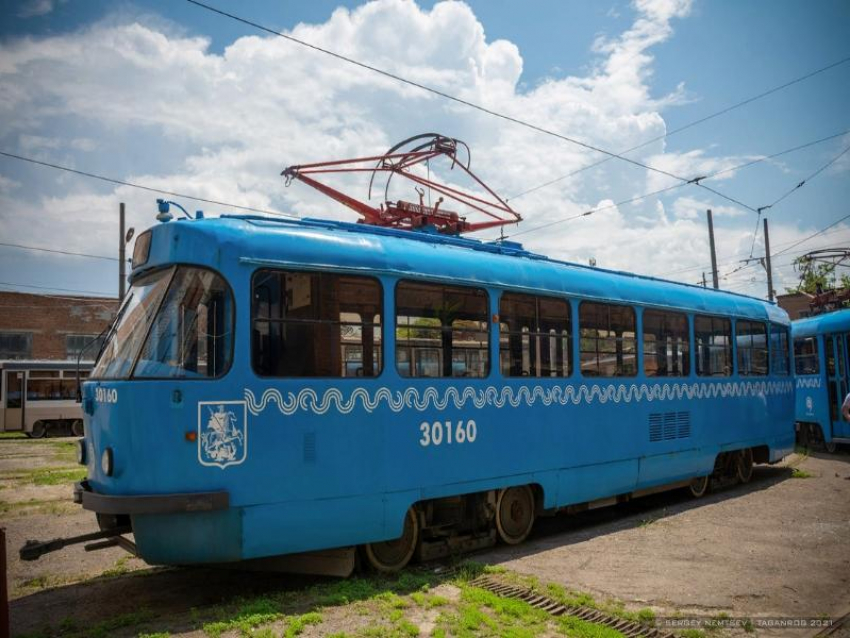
[468, 575, 675, 638]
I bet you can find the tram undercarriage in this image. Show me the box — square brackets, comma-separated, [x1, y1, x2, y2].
[21, 446, 764, 578]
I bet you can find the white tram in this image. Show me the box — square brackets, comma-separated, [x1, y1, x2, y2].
[0, 360, 91, 437]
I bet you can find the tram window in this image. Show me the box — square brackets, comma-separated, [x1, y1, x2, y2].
[396, 281, 489, 378]
[825, 336, 836, 376]
[134, 267, 235, 379]
[770, 324, 790, 376]
[252, 271, 382, 378]
[643, 310, 690, 377]
[26, 378, 77, 401]
[579, 302, 636, 377]
[499, 293, 571, 377]
[793, 337, 819, 375]
[736, 320, 768, 376]
[694, 315, 732, 376]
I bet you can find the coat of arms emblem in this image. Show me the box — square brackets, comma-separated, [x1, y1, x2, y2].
[197, 401, 248, 468]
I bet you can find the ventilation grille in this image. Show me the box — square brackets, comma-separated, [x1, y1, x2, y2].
[649, 411, 690, 442]
[303, 432, 316, 463]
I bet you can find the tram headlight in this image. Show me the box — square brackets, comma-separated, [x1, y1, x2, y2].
[101, 447, 114, 477]
[76, 439, 86, 465]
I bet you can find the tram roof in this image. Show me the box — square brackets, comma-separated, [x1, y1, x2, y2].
[791, 308, 850, 337]
[138, 215, 789, 325]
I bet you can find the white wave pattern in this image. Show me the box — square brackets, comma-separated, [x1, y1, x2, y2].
[795, 377, 822, 389]
[244, 380, 795, 417]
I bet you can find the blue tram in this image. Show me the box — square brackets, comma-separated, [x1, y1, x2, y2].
[30, 210, 795, 572]
[791, 309, 850, 452]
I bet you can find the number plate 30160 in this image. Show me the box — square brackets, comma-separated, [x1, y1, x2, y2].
[419, 420, 477, 447]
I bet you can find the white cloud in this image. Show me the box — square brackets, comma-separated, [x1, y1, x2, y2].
[0, 0, 832, 301]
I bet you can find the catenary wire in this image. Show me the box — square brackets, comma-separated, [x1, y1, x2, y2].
[0, 150, 298, 219]
[506, 56, 850, 201]
[0, 241, 120, 262]
[184, 0, 759, 214]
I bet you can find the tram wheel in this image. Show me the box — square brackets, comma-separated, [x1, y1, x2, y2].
[71, 420, 85, 437]
[363, 507, 419, 573]
[688, 475, 709, 498]
[495, 485, 536, 545]
[29, 421, 46, 439]
[736, 448, 754, 484]
[824, 440, 838, 454]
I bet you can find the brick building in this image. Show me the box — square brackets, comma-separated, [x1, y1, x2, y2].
[0, 291, 120, 361]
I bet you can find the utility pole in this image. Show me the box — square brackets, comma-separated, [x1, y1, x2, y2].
[764, 217, 774, 302]
[707, 209, 719, 289]
[119, 202, 126, 299]
[702, 272, 707, 288]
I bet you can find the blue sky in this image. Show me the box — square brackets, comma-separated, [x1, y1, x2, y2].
[0, 0, 848, 298]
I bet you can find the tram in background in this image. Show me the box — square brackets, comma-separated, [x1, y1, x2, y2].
[792, 309, 850, 452]
[0, 360, 91, 437]
[21, 135, 795, 574]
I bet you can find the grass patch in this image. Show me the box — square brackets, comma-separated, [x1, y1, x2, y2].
[791, 468, 813, 479]
[31, 467, 87, 486]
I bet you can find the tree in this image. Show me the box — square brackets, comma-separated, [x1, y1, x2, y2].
[785, 257, 850, 295]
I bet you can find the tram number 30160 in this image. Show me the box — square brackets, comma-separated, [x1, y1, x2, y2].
[419, 419, 477, 447]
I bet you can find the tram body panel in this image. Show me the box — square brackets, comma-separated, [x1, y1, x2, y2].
[79, 216, 794, 565]
[792, 309, 850, 444]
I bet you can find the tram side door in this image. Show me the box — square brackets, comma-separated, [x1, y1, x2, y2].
[838, 334, 850, 439]
[825, 335, 847, 441]
[3, 370, 24, 431]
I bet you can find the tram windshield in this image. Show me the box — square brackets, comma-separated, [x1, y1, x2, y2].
[92, 266, 233, 379]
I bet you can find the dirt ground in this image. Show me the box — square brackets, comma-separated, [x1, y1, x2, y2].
[2, 434, 849, 637]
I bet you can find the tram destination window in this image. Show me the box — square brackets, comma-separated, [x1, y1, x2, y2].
[396, 281, 489, 378]
[252, 271, 382, 378]
[770, 324, 791, 376]
[643, 310, 690, 377]
[793, 337, 819, 375]
[694, 315, 732, 376]
[134, 267, 234, 379]
[579, 302, 636, 377]
[736, 320, 768, 376]
[499, 293, 571, 377]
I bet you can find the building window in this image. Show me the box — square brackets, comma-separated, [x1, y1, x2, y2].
[793, 337, 819, 375]
[770, 324, 790, 376]
[579, 302, 636, 377]
[396, 281, 489, 378]
[499, 293, 571, 377]
[66, 334, 104, 361]
[695, 315, 732, 376]
[0, 332, 32, 360]
[736, 320, 769, 376]
[252, 270, 382, 378]
[643, 310, 690, 377]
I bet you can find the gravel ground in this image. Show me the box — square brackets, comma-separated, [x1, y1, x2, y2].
[3, 435, 849, 637]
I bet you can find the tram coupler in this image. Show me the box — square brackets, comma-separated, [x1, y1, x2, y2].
[19, 526, 131, 561]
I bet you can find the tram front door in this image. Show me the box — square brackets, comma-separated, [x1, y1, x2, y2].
[3, 370, 24, 432]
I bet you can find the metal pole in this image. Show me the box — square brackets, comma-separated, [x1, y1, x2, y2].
[707, 209, 719, 289]
[764, 217, 774, 302]
[119, 203, 126, 299]
[702, 272, 707, 288]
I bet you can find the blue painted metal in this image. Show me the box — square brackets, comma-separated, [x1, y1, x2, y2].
[792, 309, 850, 443]
[81, 214, 795, 565]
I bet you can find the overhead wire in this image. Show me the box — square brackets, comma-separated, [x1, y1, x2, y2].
[490, 128, 850, 242]
[184, 0, 757, 214]
[0, 281, 115, 297]
[0, 241, 120, 262]
[0, 150, 297, 219]
[506, 55, 850, 201]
